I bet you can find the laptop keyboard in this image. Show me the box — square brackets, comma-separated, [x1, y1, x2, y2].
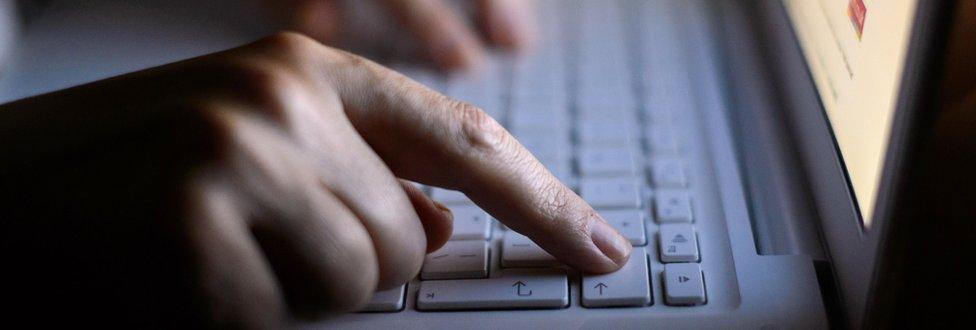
[364, 0, 711, 312]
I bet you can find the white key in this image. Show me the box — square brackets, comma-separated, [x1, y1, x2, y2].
[579, 177, 642, 209]
[360, 285, 405, 312]
[646, 128, 679, 155]
[535, 150, 572, 172]
[577, 109, 640, 124]
[658, 224, 699, 263]
[518, 133, 571, 155]
[509, 107, 569, 129]
[655, 192, 693, 223]
[422, 240, 489, 280]
[431, 188, 472, 205]
[417, 268, 569, 310]
[644, 108, 675, 126]
[510, 93, 568, 112]
[651, 160, 688, 187]
[582, 249, 651, 307]
[446, 59, 501, 111]
[540, 158, 574, 185]
[577, 121, 637, 147]
[577, 87, 636, 109]
[501, 231, 559, 268]
[578, 147, 638, 177]
[449, 205, 492, 240]
[664, 263, 706, 306]
[600, 209, 647, 246]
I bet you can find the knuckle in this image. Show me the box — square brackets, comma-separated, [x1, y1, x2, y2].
[451, 100, 510, 156]
[320, 45, 369, 69]
[223, 61, 306, 122]
[259, 31, 322, 64]
[156, 102, 237, 167]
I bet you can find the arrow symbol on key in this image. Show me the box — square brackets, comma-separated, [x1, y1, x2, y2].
[513, 281, 532, 296]
[595, 283, 608, 295]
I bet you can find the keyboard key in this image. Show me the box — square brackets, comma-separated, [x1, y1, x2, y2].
[646, 128, 679, 155]
[582, 249, 651, 307]
[518, 133, 571, 155]
[577, 121, 637, 147]
[655, 192, 693, 223]
[417, 269, 569, 310]
[431, 188, 472, 205]
[650, 160, 688, 188]
[360, 285, 406, 312]
[501, 231, 559, 268]
[422, 240, 489, 280]
[449, 205, 492, 240]
[577, 109, 640, 124]
[644, 108, 675, 126]
[658, 224, 699, 263]
[509, 108, 569, 130]
[579, 177, 642, 209]
[663, 263, 706, 306]
[577, 87, 636, 109]
[578, 147, 638, 177]
[599, 209, 647, 246]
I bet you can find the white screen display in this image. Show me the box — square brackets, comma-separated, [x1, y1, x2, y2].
[782, 0, 918, 227]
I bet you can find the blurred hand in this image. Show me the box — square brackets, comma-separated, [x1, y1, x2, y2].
[272, 0, 534, 71]
[0, 32, 628, 328]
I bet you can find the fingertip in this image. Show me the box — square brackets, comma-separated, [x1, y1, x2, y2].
[588, 217, 633, 271]
[479, 0, 536, 52]
[428, 33, 486, 73]
[399, 181, 453, 253]
[427, 201, 454, 252]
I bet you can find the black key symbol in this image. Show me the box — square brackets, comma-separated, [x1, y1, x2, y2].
[513, 281, 532, 296]
[594, 283, 608, 295]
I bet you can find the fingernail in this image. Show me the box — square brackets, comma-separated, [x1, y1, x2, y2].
[590, 218, 632, 266]
[433, 201, 454, 221]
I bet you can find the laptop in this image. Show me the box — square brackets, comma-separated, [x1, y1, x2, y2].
[0, 0, 966, 328]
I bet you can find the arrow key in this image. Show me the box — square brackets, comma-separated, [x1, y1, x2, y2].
[581, 248, 651, 307]
[664, 263, 706, 306]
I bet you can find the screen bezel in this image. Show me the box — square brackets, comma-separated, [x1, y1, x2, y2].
[745, 0, 950, 327]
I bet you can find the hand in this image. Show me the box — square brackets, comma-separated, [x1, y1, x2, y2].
[271, 0, 534, 71]
[0, 32, 629, 328]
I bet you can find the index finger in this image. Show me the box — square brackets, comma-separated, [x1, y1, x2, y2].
[314, 43, 632, 273]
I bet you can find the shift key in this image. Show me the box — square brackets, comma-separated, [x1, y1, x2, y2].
[416, 269, 569, 310]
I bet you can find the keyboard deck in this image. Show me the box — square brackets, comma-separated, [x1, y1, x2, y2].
[340, 0, 818, 328]
[354, 0, 737, 314]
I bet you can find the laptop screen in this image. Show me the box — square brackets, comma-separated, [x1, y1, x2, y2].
[781, 0, 918, 228]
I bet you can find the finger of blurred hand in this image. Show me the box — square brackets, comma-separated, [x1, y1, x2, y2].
[291, 0, 344, 44]
[476, 0, 535, 50]
[202, 53, 432, 290]
[204, 109, 381, 318]
[301, 43, 632, 273]
[400, 179, 453, 253]
[380, 0, 485, 71]
[285, 84, 429, 290]
[184, 177, 286, 328]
